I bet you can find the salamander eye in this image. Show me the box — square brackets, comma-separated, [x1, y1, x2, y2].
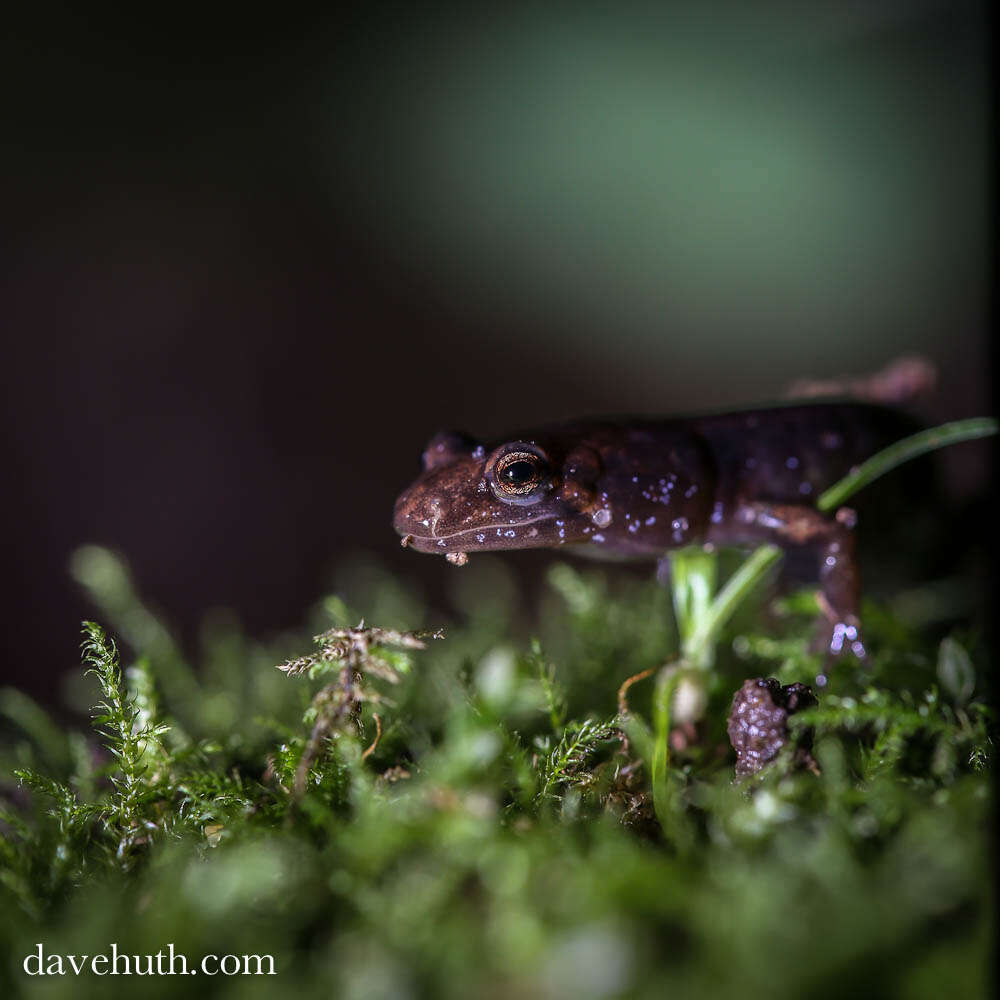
[491, 450, 548, 501]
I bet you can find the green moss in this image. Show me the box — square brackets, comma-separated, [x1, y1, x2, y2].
[0, 538, 992, 999]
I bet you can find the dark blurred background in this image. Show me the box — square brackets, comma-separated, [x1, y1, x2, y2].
[1, 1, 990, 702]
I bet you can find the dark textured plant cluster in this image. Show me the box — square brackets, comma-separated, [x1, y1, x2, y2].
[0, 547, 993, 999]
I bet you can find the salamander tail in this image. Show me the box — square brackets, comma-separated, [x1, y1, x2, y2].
[785, 355, 937, 405]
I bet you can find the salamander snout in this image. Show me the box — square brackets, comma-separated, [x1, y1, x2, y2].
[393, 434, 581, 558]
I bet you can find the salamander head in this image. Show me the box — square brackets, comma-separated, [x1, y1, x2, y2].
[392, 429, 605, 560]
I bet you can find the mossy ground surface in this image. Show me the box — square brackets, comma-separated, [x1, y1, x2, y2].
[0, 545, 993, 999]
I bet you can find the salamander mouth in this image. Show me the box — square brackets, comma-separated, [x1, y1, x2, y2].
[394, 515, 561, 555]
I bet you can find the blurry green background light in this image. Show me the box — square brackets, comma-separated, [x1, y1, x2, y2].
[318, 1, 985, 400]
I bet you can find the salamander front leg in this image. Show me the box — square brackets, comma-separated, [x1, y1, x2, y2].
[723, 501, 866, 665]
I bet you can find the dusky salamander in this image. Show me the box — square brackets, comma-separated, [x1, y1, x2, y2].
[393, 397, 921, 658]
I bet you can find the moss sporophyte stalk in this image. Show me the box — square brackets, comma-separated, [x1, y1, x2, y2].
[0, 417, 994, 998]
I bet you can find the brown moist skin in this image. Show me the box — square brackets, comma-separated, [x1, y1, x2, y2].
[392, 403, 914, 656]
[727, 677, 818, 777]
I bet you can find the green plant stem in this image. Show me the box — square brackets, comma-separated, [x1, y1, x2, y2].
[682, 545, 783, 664]
[649, 665, 697, 853]
[670, 547, 718, 669]
[650, 666, 678, 837]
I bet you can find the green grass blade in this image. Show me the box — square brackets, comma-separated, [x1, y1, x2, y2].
[817, 417, 997, 512]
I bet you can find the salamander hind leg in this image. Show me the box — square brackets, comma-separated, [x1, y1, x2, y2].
[725, 501, 867, 668]
[814, 507, 866, 662]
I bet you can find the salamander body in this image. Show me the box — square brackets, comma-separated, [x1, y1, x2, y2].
[393, 402, 917, 656]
